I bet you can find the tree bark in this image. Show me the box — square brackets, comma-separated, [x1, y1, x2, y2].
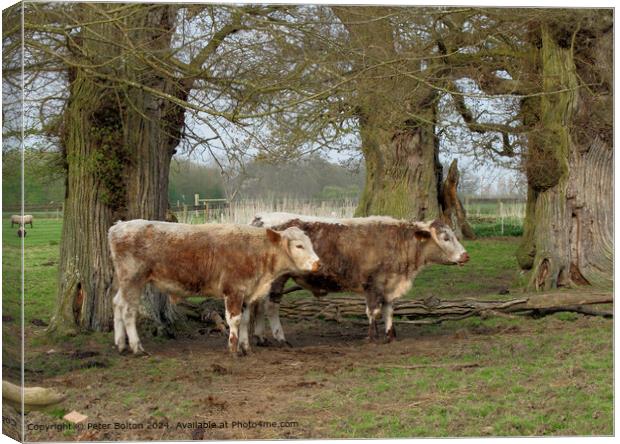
[356, 113, 443, 220]
[517, 23, 613, 290]
[49, 5, 186, 334]
[50, 69, 119, 334]
[440, 159, 476, 239]
[333, 7, 475, 230]
[333, 7, 443, 221]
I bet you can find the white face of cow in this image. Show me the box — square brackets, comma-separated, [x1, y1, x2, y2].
[269, 227, 321, 272]
[415, 220, 469, 266]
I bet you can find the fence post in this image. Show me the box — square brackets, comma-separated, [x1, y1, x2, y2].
[499, 201, 504, 235]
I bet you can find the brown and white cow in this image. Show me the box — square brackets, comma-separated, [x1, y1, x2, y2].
[250, 213, 469, 344]
[108, 219, 320, 356]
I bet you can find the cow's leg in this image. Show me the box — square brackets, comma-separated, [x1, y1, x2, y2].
[224, 293, 244, 356]
[252, 299, 269, 346]
[257, 276, 289, 347]
[121, 285, 145, 355]
[365, 293, 382, 342]
[238, 303, 252, 355]
[383, 302, 396, 342]
[265, 297, 289, 346]
[113, 289, 128, 353]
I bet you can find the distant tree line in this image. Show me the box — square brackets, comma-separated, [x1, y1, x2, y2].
[234, 155, 364, 202]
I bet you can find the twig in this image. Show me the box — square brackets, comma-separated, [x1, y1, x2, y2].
[372, 363, 480, 370]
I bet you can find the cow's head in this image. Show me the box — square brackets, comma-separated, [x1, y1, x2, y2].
[413, 220, 469, 266]
[267, 227, 321, 272]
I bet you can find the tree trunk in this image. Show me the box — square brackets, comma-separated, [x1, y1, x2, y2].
[440, 159, 476, 239]
[332, 7, 443, 222]
[333, 7, 474, 229]
[50, 71, 119, 334]
[49, 5, 186, 334]
[356, 114, 443, 220]
[517, 24, 613, 290]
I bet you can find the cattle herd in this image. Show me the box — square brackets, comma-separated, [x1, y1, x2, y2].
[108, 212, 469, 356]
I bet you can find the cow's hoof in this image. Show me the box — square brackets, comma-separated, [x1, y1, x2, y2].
[274, 340, 292, 348]
[130, 343, 149, 356]
[255, 337, 271, 347]
[384, 328, 397, 343]
[133, 349, 150, 357]
[240, 343, 252, 355]
[383, 336, 396, 344]
[365, 336, 377, 343]
[118, 348, 130, 356]
[234, 349, 248, 358]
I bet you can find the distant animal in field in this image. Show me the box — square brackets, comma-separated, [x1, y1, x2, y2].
[108, 219, 321, 356]
[250, 212, 469, 345]
[17, 227, 26, 238]
[11, 215, 33, 228]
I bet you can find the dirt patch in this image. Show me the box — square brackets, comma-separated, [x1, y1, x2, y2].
[211, 363, 230, 375]
[20, 315, 612, 441]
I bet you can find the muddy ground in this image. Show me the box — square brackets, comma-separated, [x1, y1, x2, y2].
[12, 312, 613, 441]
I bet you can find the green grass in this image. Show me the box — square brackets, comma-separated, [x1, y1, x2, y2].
[471, 221, 523, 237]
[411, 238, 520, 299]
[308, 315, 613, 437]
[2, 217, 63, 324]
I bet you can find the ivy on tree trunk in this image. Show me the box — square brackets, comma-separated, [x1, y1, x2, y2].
[517, 24, 613, 290]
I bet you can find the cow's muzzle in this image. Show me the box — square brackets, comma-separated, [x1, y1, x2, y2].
[457, 252, 470, 266]
[311, 260, 321, 273]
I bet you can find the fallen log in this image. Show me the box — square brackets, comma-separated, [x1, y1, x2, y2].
[278, 291, 612, 324]
[2, 380, 66, 407]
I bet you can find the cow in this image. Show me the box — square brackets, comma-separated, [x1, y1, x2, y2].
[17, 227, 26, 238]
[250, 213, 469, 345]
[11, 215, 33, 228]
[108, 219, 320, 356]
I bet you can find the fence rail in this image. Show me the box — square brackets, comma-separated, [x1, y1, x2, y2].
[4, 197, 526, 230]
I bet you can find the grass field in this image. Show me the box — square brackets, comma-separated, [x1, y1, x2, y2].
[2, 217, 613, 440]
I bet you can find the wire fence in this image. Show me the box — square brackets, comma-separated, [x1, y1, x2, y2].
[3, 197, 526, 235]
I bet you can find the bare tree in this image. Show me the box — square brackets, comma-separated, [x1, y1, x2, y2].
[6, 2, 343, 334]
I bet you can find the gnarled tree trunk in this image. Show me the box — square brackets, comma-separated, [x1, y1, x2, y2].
[49, 5, 186, 334]
[440, 159, 476, 240]
[333, 7, 473, 232]
[517, 23, 613, 290]
[356, 114, 443, 220]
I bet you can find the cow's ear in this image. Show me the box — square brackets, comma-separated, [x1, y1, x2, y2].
[266, 228, 282, 244]
[414, 228, 431, 241]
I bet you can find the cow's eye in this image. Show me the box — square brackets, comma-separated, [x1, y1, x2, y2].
[443, 235, 450, 242]
[296, 245, 304, 249]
